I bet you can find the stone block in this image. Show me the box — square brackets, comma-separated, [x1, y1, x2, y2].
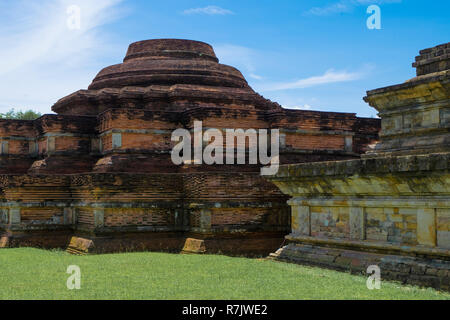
[417, 208, 436, 246]
[182, 238, 206, 254]
[437, 231, 450, 249]
[349, 207, 365, 240]
[0, 236, 9, 248]
[291, 205, 310, 236]
[66, 236, 95, 255]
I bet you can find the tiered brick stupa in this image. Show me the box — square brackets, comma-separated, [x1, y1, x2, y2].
[0, 39, 380, 255]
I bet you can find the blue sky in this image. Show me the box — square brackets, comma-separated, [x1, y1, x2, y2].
[0, 0, 448, 117]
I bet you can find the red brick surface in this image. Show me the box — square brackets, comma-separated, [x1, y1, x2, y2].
[0, 39, 380, 254]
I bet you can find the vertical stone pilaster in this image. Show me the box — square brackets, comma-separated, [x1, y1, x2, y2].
[91, 138, 101, 153]
[436, 208, 450, 249]
[73, 208, 78, 224]
[291, 205, 310, 236]
[0, 208, 9, 224]
[1, 140, 9, 155]
[47, 136, 56, 153]
[344, 136, 353, 152]
[279, 133, 286, 150]
[350, 207, 365, 240]
[174, 209, 188, 230]
[29, 140, 37, 156]
[112, 133, 122, 149]
[417, 208, 436, 247]
[9, 208, 21, 225]
[94, 208, 105, 228]
[64, 208, 74, 225]
[199, 209, 212, 232]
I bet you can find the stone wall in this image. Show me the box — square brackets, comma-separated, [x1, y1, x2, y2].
[266, 42, 450, 290]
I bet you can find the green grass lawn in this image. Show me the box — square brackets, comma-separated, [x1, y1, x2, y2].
[0, 248, 449, 300]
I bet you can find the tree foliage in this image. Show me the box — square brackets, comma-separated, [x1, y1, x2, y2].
[0, 108, 42, 120]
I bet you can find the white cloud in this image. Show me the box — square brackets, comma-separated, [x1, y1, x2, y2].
[214, 44, 370, 99]
[249, 73, 264, 80]
[306, 0, 401, 16]
[258, 69, 365, 91]
[283, 104, 314, 110]
[183, 6, 234, 15]
[308, 2, 352, 16]
[0, 0, 125, 113]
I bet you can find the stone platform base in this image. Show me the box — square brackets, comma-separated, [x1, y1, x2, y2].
[269, 242, 450, 291]
[65, 233, 187, 255]
[64, 232, 286, 256]
[1, 229, 286, 256]
[0, 230, 73, 249]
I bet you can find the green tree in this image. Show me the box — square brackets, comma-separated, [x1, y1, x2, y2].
[0, 108, 42, 120]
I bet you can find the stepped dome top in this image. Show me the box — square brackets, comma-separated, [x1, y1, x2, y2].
[88, 39, 248, 90]
[51, 39, 281, 115]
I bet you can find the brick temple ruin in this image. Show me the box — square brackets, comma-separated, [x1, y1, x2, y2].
[268, 42, 450, 290]
[0, 39, 379, 255]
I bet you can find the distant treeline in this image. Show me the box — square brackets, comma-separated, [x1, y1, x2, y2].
[0, 108, 42, 120]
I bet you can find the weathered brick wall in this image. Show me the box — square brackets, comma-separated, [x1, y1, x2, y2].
[119, 132, 172, 151]
[185, 108, 268, 129]
[6, 140, 31, 155]
[268, 110, 357, 131]
[34, 115, 97, 135]
[189, 211, 201, 229]
[99, 109, 179, 131]
[212, 208, 267, 227]
[0, 175, 71, 202]
[54, 136, 91, 153]
[104, 208, 174, 227]
[21, 208, 64, 225]
[285, 134, 345, 150]
[69, 173, 184, 202]
[0, 38, 382, 255]
[211, 207, 288, 230]
[0, 120, 37, 174]
[413, 42, 450, 76]
[183, 173, 286, 200]
[76, 208, 95, 229]
[0, 119, 35, 136]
